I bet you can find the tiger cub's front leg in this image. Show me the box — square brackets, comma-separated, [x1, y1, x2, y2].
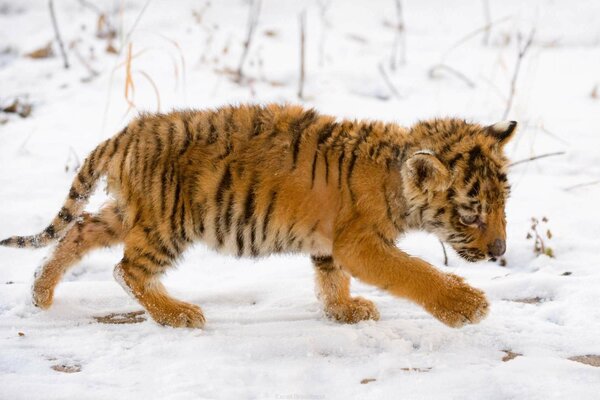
[115, 226, 205, 329]
[311, 255, 380, 323]
[332, 220, 489, 328]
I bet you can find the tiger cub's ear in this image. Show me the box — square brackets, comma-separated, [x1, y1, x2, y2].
[402, 150, 451, 192]
[487, 121, 517, 147]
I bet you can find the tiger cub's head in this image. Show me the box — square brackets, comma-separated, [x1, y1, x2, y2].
[401, 118, 517, 262]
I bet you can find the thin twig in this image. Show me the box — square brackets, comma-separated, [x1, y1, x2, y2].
[390, 0, 406, 70]
[508, 151, 565, 167]
[441, 15, 511, 61]
[298, 10, 307, 99]
[48, 0, 69, 69]
[118, 0, 151, 55]
[564, 180, 600, 192]
[378, 63, 402, 100]
[429, 64, 476, 88]
[439, 240, 449, 266]
[236, 0, 261, 83]
[503, 29, 535, 119]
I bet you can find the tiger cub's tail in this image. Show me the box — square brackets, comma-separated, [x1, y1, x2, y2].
[0, 134, 119, 249]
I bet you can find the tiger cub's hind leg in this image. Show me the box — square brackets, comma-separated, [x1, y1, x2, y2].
[32, 202, 125, 309]
[311, 255, 380, 323]
[114, 226, 205, 329]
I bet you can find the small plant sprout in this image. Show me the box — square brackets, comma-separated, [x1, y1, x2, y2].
[526, 216, 554, 258]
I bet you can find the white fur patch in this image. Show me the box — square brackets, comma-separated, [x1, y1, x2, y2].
[113, 264, 136, 300]
[491, 121, 512, 133]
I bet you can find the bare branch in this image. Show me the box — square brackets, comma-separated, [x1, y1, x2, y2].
[440, 15, 511, 61]
[298, 10, 307, 100]
[564, 180, 600, 192]
[378, 63, 402, 100]
[503, 29, 535, 119]
[508, 151, 565, 167]
[429, 64, 476, 88]
[119, 0, 152, 55]
[48, 0, 69, 69]
[236, 0, 261, 83]
[389, 0, 406, 70]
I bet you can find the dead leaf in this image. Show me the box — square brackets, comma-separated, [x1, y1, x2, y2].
[94, 310, 146, 324]
[263, 29, 278, 37]
[360, 378, 376, 384]
[501, 350, 522, 362]
[105, 42, 118, 54]
[568, 355, 600, 367]
[18, 332, 25, 337]
[26, 43, 53, 59]
[51, 363, 82, 373]
[2, 99, 32, 118]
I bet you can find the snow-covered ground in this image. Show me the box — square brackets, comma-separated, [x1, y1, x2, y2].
[1, 0, 600, 398]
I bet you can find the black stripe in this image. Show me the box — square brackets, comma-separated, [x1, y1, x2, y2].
[337, 152, 345, 188]
[119, 134, 135, 183]
[261, 190, 278, 242]
[243, 177, 257, 224]
[464, 146, 482, 183]
[215, 165, 232, 208]
[310, 152, 318, 188]
[179, 117, 192, 156]
[252, 106, 263, 136]
[107, 130, 123, 159]
[224, 195, 234, 235]
[44, 225, 56, 238]
[236, 221, 245, 257]
[69, 188, 80, 200]
[316, 122, 336, 147]
[128, 260, 154, 276]
[193, 203, 206, 236]
[249, 219, 258, 257]
[95, 139, 110, 170]
[467, 180, 480, 198]
[58, 207, 73, 223]
[143, 227, 178, 260]
[207, 113, 217, 144]
[290, 110, 318, 168]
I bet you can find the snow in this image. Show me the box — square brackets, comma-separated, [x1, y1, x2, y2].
[1, 0, 600, 399]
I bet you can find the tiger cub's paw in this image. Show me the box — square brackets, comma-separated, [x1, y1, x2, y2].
[149, 300, 206, 329]
[325, 296, 380, 324]
[427, 273, 489, 328]
[32, 281, 54, 309]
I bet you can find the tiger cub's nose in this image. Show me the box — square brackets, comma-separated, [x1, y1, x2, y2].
[488, 239, 506, 257]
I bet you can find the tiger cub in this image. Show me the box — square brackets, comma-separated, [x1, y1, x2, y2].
[0, 104, 515, 329]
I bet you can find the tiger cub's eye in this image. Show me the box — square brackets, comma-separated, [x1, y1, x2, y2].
[460, 215, 478, 225]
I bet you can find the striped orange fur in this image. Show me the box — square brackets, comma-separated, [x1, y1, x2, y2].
[0, 104, 516, 328]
